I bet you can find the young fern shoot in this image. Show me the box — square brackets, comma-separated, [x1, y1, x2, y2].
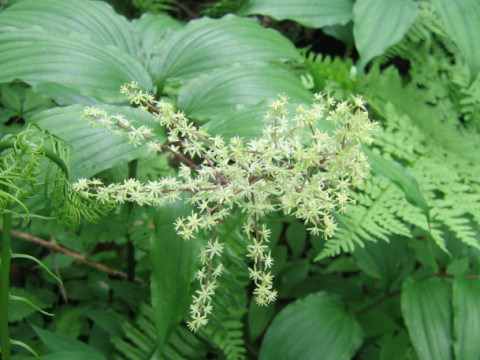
[74, 82, 377, 331]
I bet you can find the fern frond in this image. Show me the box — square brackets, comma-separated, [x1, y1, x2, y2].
[318, 177, 413, 259]
[112, 303, 209, 360]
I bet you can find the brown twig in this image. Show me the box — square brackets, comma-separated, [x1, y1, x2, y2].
[1, 228, 143, 283]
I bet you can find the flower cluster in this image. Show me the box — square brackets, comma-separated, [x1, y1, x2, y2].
[75, 81, 377, 331]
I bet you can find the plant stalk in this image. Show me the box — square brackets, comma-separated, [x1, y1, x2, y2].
[126, 159, 137, 282]
[0, 211, 12, 360]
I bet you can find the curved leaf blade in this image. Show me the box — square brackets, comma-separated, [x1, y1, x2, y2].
[151, 14, 301, 83]
[0, 0, 141, 59]
[178, 63, 313, 123]
[33, 326, 107, 358]
[133, 12, 183, 66]
[259, 292, 363, 360]
[150, 196, 201, 350]
[0, 28, 152, 103]
[32, 105, 165, 180]
[431, 0, 480, 81]
[353, 0, 418, 69]
[401, 278, 453, 360]
[453, 277, 480, 360]
[238, 0, 354, 28]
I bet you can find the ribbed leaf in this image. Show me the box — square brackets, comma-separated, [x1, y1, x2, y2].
[431, 0, 480, 81]
[352, 235, 415, 289]
[238, 0, 354, 28]
[150, 14, 301, 83]
[204, 103, 268, 141]
[453, 277, 480, 360]
[353, 0, 418, 69]
[133, 12, 183, 66]
[33, 326, 107, 359]
[0, 0, 141, 58]
[150, 196, 200, 351]
[401, 278, 453, 360]
[178, 63, 312, 123]
[260, 292, 363, 360]
[39, 352, 107, 360]
[0, 28, 152, 103]
[31, 105, 166, 180]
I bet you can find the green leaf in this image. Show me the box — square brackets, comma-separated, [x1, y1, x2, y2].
[32, 104, 166, 180]
[39, 351, 107, 360]
[431, 0, 480, 81]
[353, 235, 415, 289]
[178, 63, 312, 123]
[248, 300, 276, 342]
[353, 0, 418, 69]
[238, 0, 354, 28]
[0, 28, 152, 103]
[285, 221, 307, 258]
[85, 309, 125, 338]
[150, 14, 301, 83]
[133, 12, 183, 66]
[12, 253, 61, 284]
[150, 195, 201, 351]
[259, 292, 363, 360]
[401, 277, 453, 360]
[363, 147, 430, 229]
[0, 0, 141, 59]
[33, 326, 107, 359]
[453, 277, 480, 360]
[204, 102, 268, 141]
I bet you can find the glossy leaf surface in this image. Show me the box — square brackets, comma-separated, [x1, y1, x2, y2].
[32, 105, 165, 180]
[178, 63, 312, 122]
[150, 15, 301, 83]
[0, 0, 140, 58]
[0, 29, 151, 103]
[354, 0, 418, 69]
[260, 292, 363, 360]
[150, 196, 200, 350]
[431, 0, 480, 81]
[238, 0, 354, 28]
[401, 278, 452, 360]
[453, 277, 480, 360]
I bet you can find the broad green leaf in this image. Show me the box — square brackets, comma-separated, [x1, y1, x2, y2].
[150, 14, 301, 83]
[32, 104, 166, 180]
[431, 0, 480, 81]
[238, 0, 354, 28]
[204, 102, 268, 141]
[260, 292, 363, 360]
[286, 221, 307, 258]
[363, 147, 430, 228]
[178, 63, 312, 123]
[354, 0, 418, 69]
[33, 326, 107, 359]
[357, 308, 400, 338]
[133, 12, 183, 66]
[150, 195, 201, 350]
[248, 300, 276, 342]
[401, 277, 453, 360]
[0, 28, 152, 103]
[85, 309, 125, 338]
[39, 352, 107, 360]
[453, 277, 480, 360]
[353, 235, 415, 289]
[0, 0, 141, 59]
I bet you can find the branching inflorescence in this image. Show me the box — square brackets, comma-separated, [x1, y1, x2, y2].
[73, 82, 377, 331]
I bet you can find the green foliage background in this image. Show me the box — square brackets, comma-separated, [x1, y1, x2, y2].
[0, 0, 479, 359]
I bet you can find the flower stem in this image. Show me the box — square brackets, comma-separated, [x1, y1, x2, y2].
[0, 210, 12, 360]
